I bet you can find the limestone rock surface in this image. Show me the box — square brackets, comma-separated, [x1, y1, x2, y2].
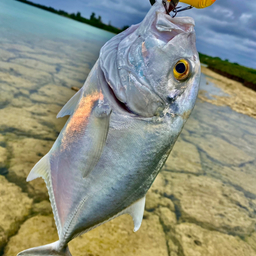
[4, 214, 168, 256]
[7, 138, 53, 200]
[164, 138, 203, 174]
[4, 215, 58, 256]
[155, 172, 256, 236]
[69, 214, 168, 256]
[0, 176, 32, 251]
[175, 223, 256, 256]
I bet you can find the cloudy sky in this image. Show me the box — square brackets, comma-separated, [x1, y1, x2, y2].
[30, 0, 256, 69]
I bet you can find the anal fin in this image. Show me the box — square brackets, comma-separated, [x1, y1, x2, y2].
[124, 197, 146, 232]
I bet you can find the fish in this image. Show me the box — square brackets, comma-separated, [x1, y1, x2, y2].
[17, 1, 201, 256]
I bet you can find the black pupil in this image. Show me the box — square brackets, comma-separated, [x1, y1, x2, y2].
[176, 63, 186, 74]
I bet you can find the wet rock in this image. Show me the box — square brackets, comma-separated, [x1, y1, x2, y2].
[23, 52, 67, 65]
[10, 58, 57, 73]
[0, 48, 16, 61]
[11, 95, 34, 108]
[175, 223, 256, 256]
[207, 164, 256, 198]
[23, 103, 68, 133]
[0, 90, 13, 109]
[158, 172, 256, 236]
[0, 137, 8, 175]
[0, 61, 52, 83]
[146, 190, 175, 212]
[245, 233, 256, 252]
[168, 239, 179, 256]
[0, 71, 38, 91]
[157, 207, 177, 229]
[2, 43, 35, 53]
[200, 67, 256, 119]
[164, 137, 203, 174]
[5, 214, 169, 256]
[32, 201, 52, 215]
[30, 84, 74, 106]
[0, 176, 32, 251]
[0, 107, 56, 140]
[184, 134, 253, 167]
[69, 214, 168, 256]
[7, 138, 53, 200]
[54, 74, 84, 89]
[4, 215, 58, 256]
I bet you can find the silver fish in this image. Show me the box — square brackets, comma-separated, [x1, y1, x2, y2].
[18, 2, 201, 256]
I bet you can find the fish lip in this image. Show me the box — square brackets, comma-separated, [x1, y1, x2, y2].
[154, 10, 195, 43]
[155, 2, 195, 27]
[155, 11, 195, 32]
[162, 15, 195, 27]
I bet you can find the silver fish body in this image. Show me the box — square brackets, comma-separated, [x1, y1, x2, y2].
[18, 2, 201, 256]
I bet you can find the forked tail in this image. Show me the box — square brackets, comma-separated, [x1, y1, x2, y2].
[17, 241, 71, 256]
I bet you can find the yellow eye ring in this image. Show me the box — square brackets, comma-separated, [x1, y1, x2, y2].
[173, 59, 190, 81]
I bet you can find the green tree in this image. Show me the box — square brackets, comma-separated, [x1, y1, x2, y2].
[122, 25, 129, 31]
[90, 12, 95, 21]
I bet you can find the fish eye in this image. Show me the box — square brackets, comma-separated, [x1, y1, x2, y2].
[173, 59, 190, 81]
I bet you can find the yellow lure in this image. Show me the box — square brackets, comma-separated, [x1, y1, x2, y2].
[168, 0, 216, 8]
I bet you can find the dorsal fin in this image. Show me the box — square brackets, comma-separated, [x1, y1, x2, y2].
[57, 89, 83, 118]
[124, 196, 146, 232]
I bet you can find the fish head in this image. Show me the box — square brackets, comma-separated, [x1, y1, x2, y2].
[100, 1, 201, 119]
[140, 11, 201, 118]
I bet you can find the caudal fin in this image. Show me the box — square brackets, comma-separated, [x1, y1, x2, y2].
[17, 241, 71, 256]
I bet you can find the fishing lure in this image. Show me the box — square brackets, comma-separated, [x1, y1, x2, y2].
[181, 0, 216, 8]
[150, 0, 216, 15]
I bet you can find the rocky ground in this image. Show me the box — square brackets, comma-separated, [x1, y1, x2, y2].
[199, 66, 256, 118]
[1, 28, 256, 256]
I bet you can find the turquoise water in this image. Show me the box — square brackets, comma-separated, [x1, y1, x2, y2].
[0, 0, 114, 73]
[0, 0, 114, 42]
[1, 1, 256, 256]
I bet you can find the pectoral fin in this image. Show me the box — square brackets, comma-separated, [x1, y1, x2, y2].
[125, 197, 146, 232]
[81, 111, 111, 178]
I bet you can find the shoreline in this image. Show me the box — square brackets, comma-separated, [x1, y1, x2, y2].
[15, 0, 124, 34]
[200, 66, 256, 119]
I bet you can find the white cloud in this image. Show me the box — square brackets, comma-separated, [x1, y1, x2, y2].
[31, 0, 256, 68]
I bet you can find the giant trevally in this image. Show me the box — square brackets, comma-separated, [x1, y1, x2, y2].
[18, 1, 201, 255]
